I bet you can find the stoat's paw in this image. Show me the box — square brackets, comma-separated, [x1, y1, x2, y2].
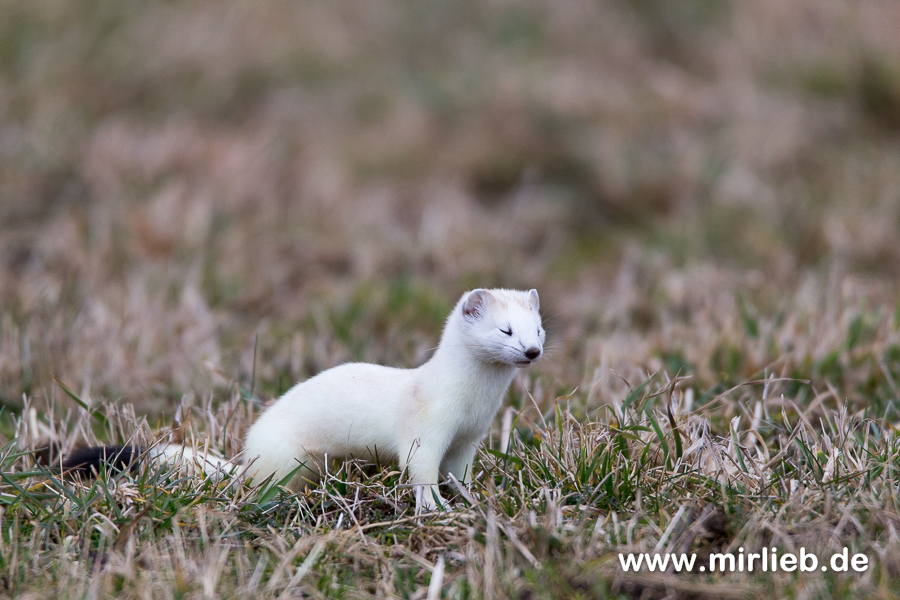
[414, 486, 448, 515]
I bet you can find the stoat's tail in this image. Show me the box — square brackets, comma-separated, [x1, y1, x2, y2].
[62, 445, 142, 475]
[60, 444, 237, 477]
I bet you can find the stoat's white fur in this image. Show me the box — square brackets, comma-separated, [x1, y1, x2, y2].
[243, 288, 545, 512]
[149, 444, 236, 477]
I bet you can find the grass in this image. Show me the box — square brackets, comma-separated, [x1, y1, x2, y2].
[2, 0, 900, 597]
[4, 354, 900, 598]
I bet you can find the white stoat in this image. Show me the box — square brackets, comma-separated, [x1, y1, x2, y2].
[243, 288, 545, 512]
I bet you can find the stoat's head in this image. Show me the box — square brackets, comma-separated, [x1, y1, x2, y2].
[457, 288, 545, 368]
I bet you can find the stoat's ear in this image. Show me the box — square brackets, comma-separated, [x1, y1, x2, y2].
[528, 289, 540, 311]
[462, 289, 490, 320]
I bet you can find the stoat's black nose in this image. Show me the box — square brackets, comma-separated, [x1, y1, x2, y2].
[524, 347, 541, 360]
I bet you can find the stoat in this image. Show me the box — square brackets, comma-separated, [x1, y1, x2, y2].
[243, 288, 544, 511]
[58, 288, 544, 513]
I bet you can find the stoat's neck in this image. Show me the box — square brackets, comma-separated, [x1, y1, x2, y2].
[417, 311, 516, 411]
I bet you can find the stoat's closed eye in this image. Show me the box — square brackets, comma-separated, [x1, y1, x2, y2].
[499, 327, 512, 336]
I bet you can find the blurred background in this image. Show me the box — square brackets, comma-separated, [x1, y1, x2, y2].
[1, 0, 899, 418]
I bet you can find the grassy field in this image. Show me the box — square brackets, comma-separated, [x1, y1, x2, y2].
[2, 0, 900, 598]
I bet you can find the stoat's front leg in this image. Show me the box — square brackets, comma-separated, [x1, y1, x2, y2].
[440, 441, 478, 485]
[400, 437, 448, 514]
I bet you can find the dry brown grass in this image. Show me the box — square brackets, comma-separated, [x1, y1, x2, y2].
[2, 0, 900, 598]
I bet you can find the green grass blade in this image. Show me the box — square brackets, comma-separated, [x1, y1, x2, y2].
[52, 375, 109, 427]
